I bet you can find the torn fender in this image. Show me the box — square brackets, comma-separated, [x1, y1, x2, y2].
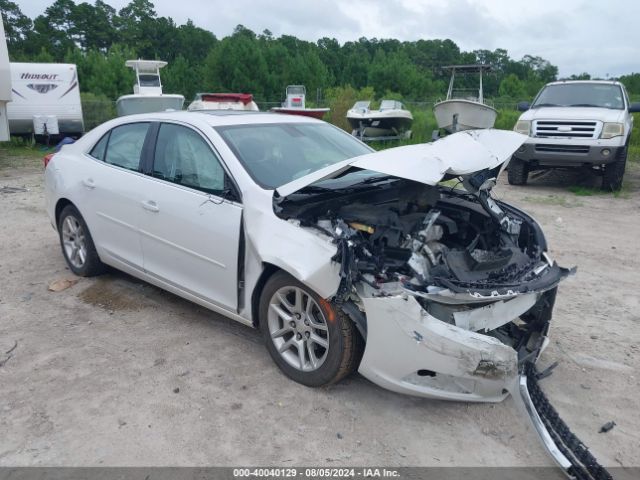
[358, 295, 518, 402]
[242, 188, 341, 299]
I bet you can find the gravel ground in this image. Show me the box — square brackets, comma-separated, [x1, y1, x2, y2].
[0, 158, 638, 469]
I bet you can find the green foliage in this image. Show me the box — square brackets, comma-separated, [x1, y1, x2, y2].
[81, 92, 116, 130]
[3, 0, 570, 105]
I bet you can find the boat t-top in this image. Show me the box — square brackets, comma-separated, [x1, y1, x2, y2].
[187, 93, 259, 112]
[271, 85, 329, 119]
[433, 64, 497, 133]
[116, 60, 185, 117]
[346, 99, 413, 140]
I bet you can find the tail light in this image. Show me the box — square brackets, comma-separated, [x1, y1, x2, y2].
[43, 153, 55, 168]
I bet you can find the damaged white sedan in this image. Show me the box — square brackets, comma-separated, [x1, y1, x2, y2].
[44, 111, 568, 396]
[45, 112, 606, 477]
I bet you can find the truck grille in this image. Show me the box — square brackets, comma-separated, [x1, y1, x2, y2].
[533, 120, 599, 139]
[534, 144, 590, 154]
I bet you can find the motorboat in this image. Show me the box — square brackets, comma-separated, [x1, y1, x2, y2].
[346, 100, 413, 139]
[116, 60, 184, 117]
[188, 92, 259, 111]
[271, 85, 329, 119]
[433, 64, 497, 133]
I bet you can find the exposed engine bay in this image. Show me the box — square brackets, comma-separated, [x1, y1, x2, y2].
[275, 168, 572, 363]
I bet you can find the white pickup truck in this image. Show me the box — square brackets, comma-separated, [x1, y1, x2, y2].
[509, 80, 639, 190]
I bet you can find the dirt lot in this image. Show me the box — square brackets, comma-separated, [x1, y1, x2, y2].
[1, 156, 639, 469]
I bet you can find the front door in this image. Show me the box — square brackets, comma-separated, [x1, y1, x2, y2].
[138, 122, 242, 311]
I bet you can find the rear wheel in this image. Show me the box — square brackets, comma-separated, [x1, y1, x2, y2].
[602, 145, 627, 191]
[58, 205, 106, 277]
[259, 271, 362, 387]
[508, 157, 529, 185]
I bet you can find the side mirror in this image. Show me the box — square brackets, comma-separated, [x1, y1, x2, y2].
[628, 102, 640, 113]
[517, 101, 530, 112]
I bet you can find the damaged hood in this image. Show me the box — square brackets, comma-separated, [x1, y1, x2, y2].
[276, 129, 528, 197]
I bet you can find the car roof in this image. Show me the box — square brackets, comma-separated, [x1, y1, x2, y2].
[546, 80, 623, 86]
[115, 110, 323, 127]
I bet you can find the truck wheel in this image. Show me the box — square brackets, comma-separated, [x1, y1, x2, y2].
[508, 158, 529, 185]
[259, 271, 363, 387]
[602, 145, 627, 191]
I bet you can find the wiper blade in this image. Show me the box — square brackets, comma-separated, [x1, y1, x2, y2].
[569, 103, 601, 107]
[532, 103, 560, 108]
[359, 174, 397, 185]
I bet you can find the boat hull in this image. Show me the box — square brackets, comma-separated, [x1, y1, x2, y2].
[271, 107, 329, 119]
[346, 112, 413, 137]
[433, 99, 497, 133]
[116, 94, 185, 117]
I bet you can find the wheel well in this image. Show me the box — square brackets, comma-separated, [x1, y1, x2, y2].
[54, 198, 73, 228]
[251, 263, 280, 328]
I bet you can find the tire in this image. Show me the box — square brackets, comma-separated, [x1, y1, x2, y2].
[507, 157, 529, 185]
[259, 271, 363, 387]
[57, 204, 106, 277]
[602, 145, 627, 191]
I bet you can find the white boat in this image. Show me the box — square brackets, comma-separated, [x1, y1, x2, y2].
[433, 65, 497, 133]
[271, 85, 329, 119]
[116, 60, 184, 117]
[188, 92, 259, 111]
[346, 100, 413, 139]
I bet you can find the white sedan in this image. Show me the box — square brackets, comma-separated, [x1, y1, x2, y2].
[44, 111, 571, 400]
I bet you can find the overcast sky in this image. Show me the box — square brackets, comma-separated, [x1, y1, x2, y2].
[14, 0, 640, 78]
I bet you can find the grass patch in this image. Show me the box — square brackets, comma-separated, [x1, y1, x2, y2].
[0, 137, 51, 170]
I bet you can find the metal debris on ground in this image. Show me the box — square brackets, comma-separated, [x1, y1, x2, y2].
[0, 186, 28, 194]
[48, 278, 79, 292]
[599, 421, 616, 433]
[535, 361, 559, 380]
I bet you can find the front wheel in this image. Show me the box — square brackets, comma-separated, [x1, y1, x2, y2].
[507, 157, 529, 185]
[58, 205, 106, 276]
[602, 146, 627, 191]
[259, 271, 362, 387]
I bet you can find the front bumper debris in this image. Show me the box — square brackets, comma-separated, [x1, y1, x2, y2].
[519, 363, 612, 480]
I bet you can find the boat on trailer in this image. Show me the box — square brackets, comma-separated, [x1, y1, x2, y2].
[433, 64, 497, 133]
[271, 85, 329, 119]
[116, 60, 184, 117]
[346, 99, 413, 140]
[188, 92, 259, 111]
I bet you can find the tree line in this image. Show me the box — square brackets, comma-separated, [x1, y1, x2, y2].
[2, 0, 639, 106]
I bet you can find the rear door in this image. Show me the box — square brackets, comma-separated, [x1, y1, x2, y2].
[81, 122, 151, 270]
[138, 122, 243, 311]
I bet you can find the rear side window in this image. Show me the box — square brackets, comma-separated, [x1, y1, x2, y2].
[90, 132, 109, 160]
[104, 123, 150, 171]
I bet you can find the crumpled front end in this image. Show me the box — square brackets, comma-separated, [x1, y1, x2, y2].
[357, 285, 560, 402]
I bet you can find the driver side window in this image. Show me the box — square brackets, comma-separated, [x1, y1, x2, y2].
[153, 123, 226, 195]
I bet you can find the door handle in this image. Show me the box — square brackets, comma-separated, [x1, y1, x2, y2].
[82, 178, 96, 189]
[141, 200, 159, 213]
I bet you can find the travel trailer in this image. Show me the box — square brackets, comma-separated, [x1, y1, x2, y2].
[0, 14, 11, 141]
[6, 62, 84, 137]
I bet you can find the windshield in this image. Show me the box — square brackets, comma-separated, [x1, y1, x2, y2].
[532, 83, 624, 109]
[139, 74, 160, 87]
[216, 123, 373, 189]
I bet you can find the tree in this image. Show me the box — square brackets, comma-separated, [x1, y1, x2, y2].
[498, 74, 526, 99]
[0, 0, 32, 48]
